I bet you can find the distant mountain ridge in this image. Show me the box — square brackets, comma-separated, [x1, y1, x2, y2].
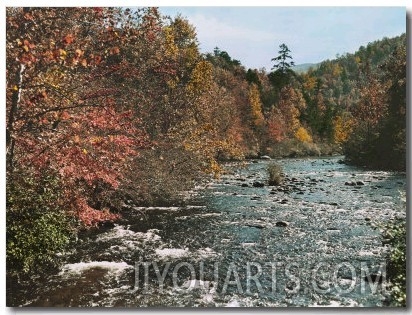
[292, 63, 319, 74]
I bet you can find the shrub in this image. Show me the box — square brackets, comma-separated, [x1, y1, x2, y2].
[117, 147, 205, 207]
[267, 162, 283, 186]
[383, 219, 406, 306]
[7, 169, 75, 274]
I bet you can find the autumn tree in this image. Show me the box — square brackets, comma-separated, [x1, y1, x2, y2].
[376, 45, 406, 170]
[248, 83, 265, 129]
[277, 85, 306, 136]
[6, 7, 153, 273]
[295, 126, 313, 143]
[344, 43, 406, 170]
[333, 113, 354, 145]
[267, 107, 286, 143]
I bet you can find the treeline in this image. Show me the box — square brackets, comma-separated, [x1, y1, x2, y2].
[6, 7, 405, 274]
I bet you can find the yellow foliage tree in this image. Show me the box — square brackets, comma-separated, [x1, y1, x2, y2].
[295, 126, 313, 143]
[302, 74, 317, 92]
[332, 63, 343, 76]
[186, 60, 213, 97]
[277, 86, 306, 136]
[180, 67, 244, 177]
[162, 26, 178, 58]
[248, 83, 265, 129]
[333, 114, 354, 144]
[170, 15, 199, 70]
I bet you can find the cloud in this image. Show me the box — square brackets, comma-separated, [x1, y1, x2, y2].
[180, 12, 288, 69]
[189, 13, 274, 43]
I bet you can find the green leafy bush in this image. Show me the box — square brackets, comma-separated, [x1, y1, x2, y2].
[7, 170, 75, 274]
[383, 219, 406, 306]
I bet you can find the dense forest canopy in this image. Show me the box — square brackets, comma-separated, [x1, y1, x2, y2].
[6, 7, 406, 275]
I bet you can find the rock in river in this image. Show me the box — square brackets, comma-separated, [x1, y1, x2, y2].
[345, 181, 357, 186]
[275, 221, 288, 227]
[253, 181, 265, 188]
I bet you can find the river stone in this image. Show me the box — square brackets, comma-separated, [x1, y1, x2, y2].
[253, 181, 265, 187]
[345, 181, 356, 186]
[260, 155, 271, 160]
[241, 183, 249, 187]
[275, 221, 288, 227]
[356, 181, 365, 186]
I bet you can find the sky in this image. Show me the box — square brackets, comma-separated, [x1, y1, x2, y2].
[158, 6, 406, 70]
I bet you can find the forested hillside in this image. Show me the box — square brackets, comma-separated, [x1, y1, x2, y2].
[298, 34, 406, 170]
[6, 7, 406, 275]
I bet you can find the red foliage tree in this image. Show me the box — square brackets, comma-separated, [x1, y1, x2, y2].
[6, 8, 149, 226]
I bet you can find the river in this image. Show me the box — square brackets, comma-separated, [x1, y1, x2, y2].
[8, 156, 406, 307]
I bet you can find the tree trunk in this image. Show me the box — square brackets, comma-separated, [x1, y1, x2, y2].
[7, 63, 25, 173]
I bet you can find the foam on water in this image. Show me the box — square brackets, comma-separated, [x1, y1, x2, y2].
[60, 261, 133, 276]
[155, 248, 189, 258]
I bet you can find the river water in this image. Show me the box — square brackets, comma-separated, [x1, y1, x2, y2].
[8, 156, 406, 307]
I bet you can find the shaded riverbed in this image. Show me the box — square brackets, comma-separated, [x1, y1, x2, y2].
[8, 156, 406, 307]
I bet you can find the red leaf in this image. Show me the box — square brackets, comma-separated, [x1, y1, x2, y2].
[63, 34, 74, 45]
